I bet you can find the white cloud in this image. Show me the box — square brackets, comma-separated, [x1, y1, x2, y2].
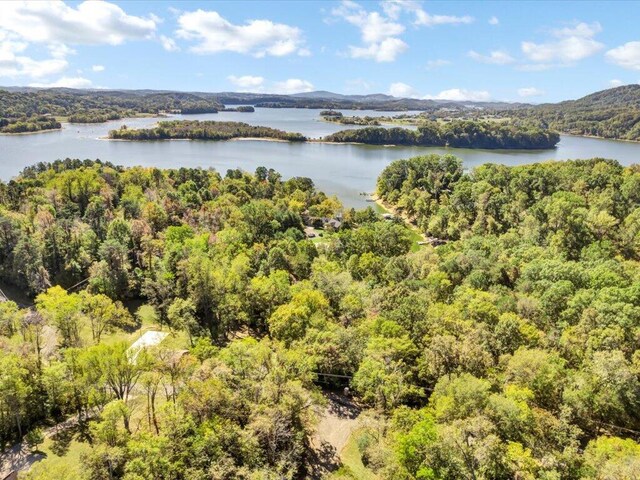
[388, 82, 420, 98]
[518, 87, 545, 97]
[0, 2, 156, 82]
[334, 4, 405, 43]
[606, 41, 640, 70]
[608, 79, 625, 88]
[0, 37, 68, 78]
[349, 37, 408, 62]
[332, 1, 471, 62]
[489, 16, 499, 26]
[426, 59, 451, 70]
[225, 76, 314, 94]
[227, 75, 265, 91]
[176, 9, 307, 57]
[424, 88, 491, 101]
[332, 1, 406, 62]
[468, 50, 514, 65]
[381, 0, 473, 26]
[29, 76, 93, 88]
[48, 44, 75, 59]
[159, 35, 179, 52]
[386, 82, 491, 102]
[521, 21, 603, 65]
[92, 65, 105, 72]
[552, 22, 602, 38]
[272, 78, 314, 94]
[0, 1, 157, 46]
[414, 10, 473, 27]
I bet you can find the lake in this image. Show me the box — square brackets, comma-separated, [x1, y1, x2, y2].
[2, 108, 640, 208]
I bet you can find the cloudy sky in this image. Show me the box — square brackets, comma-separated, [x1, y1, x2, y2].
[1, 0, 640, 102]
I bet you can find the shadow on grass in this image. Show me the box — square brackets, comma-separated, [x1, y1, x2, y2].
[49, 420, 92, 457]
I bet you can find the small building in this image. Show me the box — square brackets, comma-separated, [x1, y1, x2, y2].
[127, 330, 169, 363]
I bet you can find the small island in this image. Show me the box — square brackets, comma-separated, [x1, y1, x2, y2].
[324, 120, 560, 149]
[320, 111, 381, 126]
[221, 106, 256, 112]
[109, 120, 307, 142]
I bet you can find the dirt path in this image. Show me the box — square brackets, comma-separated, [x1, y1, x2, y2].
[308, 392, 361, 479]
[0, 443, 44, 479]
[0, 414, 87, 479]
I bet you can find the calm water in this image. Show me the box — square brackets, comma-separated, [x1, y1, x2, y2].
[1, 108, 640, 208]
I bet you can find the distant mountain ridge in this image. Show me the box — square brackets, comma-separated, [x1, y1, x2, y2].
[2, 84, 639, 123]
[0, 85, 526, 111]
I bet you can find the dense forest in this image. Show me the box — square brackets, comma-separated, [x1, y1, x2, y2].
[507, 84, 640, 141]
[0, 89, 222, 128]
[1, 156, 640, 479]
[324, 120, 560, 149]
[108, 120, 307, 142]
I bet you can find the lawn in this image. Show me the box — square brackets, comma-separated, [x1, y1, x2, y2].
[328, 428, 378, 480]
[23, 435, 92, 479]
[373, 202, 424, 252]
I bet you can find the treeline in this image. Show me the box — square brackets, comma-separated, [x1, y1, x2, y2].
[324, 119, 560, 149]
[0, 89, 222, 129]
[108, 120, 307, 142]
[0, 115, 61, 133]
[3, 158, 640, 479]
[506, 84, 640, 141]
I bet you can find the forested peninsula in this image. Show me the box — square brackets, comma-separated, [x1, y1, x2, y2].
[0, 89, 222, 130]
[108, 120, 307, 141]
[2, 157, 640, 479]
[0, 115, 61, 134]
[325, 120, 560, 149]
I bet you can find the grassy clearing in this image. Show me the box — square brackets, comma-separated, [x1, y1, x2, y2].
[373, 202, 424, 252]
[328, 428, 378, 480]
[22, 435, 91, 479]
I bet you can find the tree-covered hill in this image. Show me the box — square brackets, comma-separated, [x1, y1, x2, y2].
[509, 84, 640, 141]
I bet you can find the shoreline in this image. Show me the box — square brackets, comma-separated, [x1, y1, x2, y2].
[101, 136, 297, 143]
[0, 127, 61, 136]
[559, 132, 640, 144]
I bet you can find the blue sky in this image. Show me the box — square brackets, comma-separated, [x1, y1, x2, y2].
[1, 0, 640, 102]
